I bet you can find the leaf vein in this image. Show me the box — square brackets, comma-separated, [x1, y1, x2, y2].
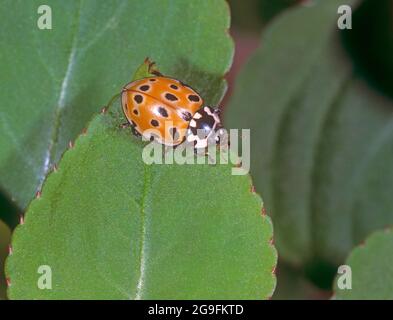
[134, 163, 151, 300]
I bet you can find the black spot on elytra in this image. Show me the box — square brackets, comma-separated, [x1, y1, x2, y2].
[158, 107, 168, 117]
[165, 93, 178, 101]
[134, 94, 143, 104]
[181, 111, 192, 121]
[188, 94, 200, 102]
[151, 119, 159, 127]
[149, 78, 157, 82]
[170, 84, 179, 90]
[133, 109, 139, 115]
[169, 127, 179, 140]
[139, 85, 150, 92]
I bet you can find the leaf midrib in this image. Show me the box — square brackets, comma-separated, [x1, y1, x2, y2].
[134, 163, 152, 299]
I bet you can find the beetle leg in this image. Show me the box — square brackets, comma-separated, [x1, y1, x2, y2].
[120, 121, 142, 138]
[120, 122, 131, 129]
[131, 125, 142, 137]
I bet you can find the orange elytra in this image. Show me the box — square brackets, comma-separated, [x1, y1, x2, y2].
[121, 65, 224, 149]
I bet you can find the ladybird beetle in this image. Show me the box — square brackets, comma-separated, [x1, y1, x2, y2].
[121, 76, 224, 149]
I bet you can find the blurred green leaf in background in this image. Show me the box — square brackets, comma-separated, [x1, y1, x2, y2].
[225, 0, 393, 293]
[228, 0, 300, 31]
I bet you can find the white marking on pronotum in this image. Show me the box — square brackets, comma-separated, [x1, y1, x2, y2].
[135, 222, 147, 300]
[193, 112, 202, 119]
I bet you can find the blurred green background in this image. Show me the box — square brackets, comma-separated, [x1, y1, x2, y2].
[1, 0, 393, 299]
[225, 0, 393, 299]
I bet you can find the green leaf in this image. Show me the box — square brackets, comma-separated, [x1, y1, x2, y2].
[225, 0, 393, 270]
[334, 229, 393, 299]
[5, 104, 277, 299]
[0, 0, 233, 210]
[0, 220, 11, 300]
